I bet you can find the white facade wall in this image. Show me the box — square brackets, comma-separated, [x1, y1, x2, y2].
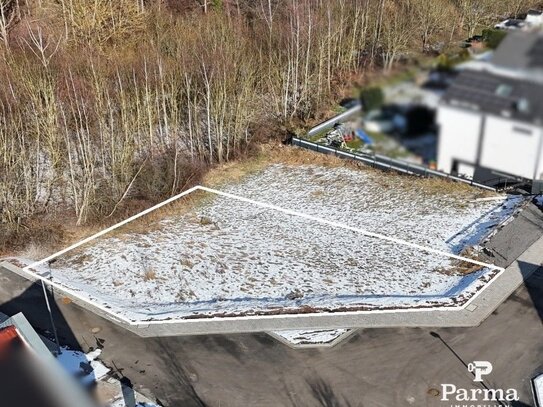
[437, 106, 482, 174]
[437, 104, 543, 181]
[480, 116, 543, 180]
[526, 13, 543, 25]
[538, 132, 543, 181]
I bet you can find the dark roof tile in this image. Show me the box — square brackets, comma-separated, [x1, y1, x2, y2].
[442, 70, 543, 124]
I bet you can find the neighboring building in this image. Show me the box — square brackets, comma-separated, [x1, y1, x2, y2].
[491, 31, 543, 81]
[526, 9, 543, 26]
[455, 31, 543, 82]
[495, 9, 543, 31]
[495, 18, 526, 31]
[437, 32, 543, 192]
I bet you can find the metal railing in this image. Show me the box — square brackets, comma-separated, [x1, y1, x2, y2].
[292, 137, 499, 191]
[307, 104, 362, 138]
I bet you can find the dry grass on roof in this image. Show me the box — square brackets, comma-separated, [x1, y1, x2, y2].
[204, 142, 495, 200]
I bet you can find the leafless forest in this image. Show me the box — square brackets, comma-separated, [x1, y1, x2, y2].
[0, 0, 537, 252]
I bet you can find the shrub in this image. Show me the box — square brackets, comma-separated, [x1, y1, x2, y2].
[482, 29, 507, 49]
[436, 49, 470, 71]
[359, 87, 384, 111]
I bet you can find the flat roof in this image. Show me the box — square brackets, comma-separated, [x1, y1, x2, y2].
[15, 164, 524, 322]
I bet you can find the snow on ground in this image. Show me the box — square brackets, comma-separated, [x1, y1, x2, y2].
[109, 401, 156, 407]
[221, 165, 524, 252]
[105, 381, 160, 407]
[57, 347, 110, 386]
[272, 329, 350, 345]
[26, 164, 526, 320]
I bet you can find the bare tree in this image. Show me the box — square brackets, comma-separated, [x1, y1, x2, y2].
[456, 0, 494, 38]
[412, 0, 452, 52]
[0, 0, 20, 48]
[21, 24, 61, 68]
[380, 1, 412, 72]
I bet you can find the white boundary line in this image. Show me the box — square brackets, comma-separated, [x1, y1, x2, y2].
[24, 185, 201, 271]
[197, 186, 503, 270]
[16, 184, 506, 326]
[4, 259, 509, 327]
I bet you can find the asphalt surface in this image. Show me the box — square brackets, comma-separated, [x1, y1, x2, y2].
[0, 261, 542, 407]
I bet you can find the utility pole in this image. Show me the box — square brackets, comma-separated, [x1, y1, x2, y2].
[43, 261, 61, 355]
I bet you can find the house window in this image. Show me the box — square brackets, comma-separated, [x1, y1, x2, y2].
[516, 98, 531, 114]
[495, 84, 512, 97]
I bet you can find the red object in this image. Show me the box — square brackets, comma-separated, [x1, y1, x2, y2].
[0, 326, 20, 356]
[0, 326, 18, 345]
[343, 132, 354, 142]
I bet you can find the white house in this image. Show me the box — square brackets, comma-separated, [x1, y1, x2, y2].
[437, 32, 543, 192]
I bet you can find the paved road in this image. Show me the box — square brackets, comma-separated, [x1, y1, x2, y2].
[0, 261, 542, 407]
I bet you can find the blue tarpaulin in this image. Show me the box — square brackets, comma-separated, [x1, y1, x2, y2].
[355, 129, 373, 145]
